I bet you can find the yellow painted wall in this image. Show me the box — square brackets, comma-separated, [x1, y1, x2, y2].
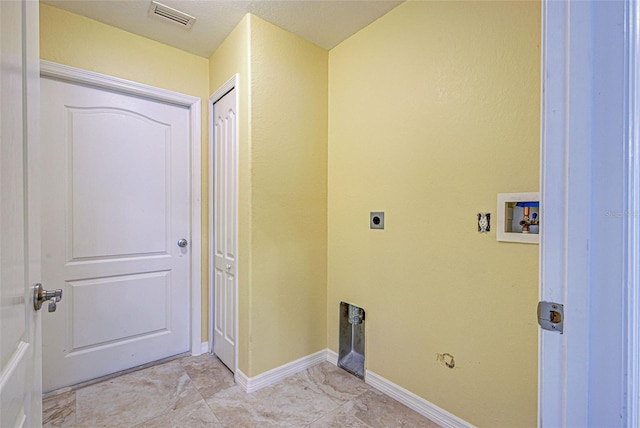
[41, 3, 540, 424]
[210, 15, 327, 376]
[248, 16, 328, 375]
[39, 3, 211, 341]
[209, 15, 252, 373]
[327, 1, 540, 427]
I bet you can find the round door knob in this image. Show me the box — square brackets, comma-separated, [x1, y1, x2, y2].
[177, 238, 188, 248]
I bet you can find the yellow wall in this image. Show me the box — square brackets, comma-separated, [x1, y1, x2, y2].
[41, 3, 540, 425]
[39, 3, 211, 341]
[327, 1, 540, 427]
[210, 15, 328, 376]
[248, 16, 328, 375]
[209, 15, 252, 372]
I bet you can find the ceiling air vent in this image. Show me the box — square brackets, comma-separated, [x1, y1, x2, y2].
[148, 1, 196, 29]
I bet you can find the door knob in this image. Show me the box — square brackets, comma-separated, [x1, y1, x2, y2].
[177, 238, 188, 248]
[33, 283, 62, 312]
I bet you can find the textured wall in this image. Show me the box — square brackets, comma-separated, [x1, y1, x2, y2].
[210, 15, 328, 376]
[327, 1, 540, 426]
[209, 14, 252, 374]
[248, 16, 328, 376]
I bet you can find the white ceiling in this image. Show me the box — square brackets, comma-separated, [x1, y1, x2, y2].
[41, 0, 404, 58]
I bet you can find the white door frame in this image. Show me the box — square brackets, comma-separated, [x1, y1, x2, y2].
[39, 60, 203, 355]
[539, 0, 640, 425]
[624, 0, 640, 425]
[208, 74, 239, 373]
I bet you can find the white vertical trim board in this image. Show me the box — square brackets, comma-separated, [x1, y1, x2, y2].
[625, 0, 640, 425]
[538, 1, 594, 426]
[235, 350, 327, 393]
[189, 99, 202, 356]
[39, 60, 203, 356]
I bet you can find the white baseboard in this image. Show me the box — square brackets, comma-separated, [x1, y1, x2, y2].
[326, 349, 338, 365]
[325, 349, 472, 428]
[235, 369, 249, 391]
[234, 348, 472, 427]
[365, 370, 474, 428]
[235, 349, 327, 393]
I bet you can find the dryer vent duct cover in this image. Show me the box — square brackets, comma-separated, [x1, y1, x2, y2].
[148, 1, 196, 29]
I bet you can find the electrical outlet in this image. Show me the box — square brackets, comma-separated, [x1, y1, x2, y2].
[370, 212, 384, 229]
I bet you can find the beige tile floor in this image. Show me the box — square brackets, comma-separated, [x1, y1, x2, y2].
[43, 354, 441, 427]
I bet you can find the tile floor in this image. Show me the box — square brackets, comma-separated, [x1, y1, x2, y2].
[43, 354, 441, 427]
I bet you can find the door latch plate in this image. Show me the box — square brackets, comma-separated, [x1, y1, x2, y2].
[537, 301, 564, 334]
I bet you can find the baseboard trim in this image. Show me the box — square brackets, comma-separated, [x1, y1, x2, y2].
[326, 349, 339, 365]
[235, 369, 249, 391]
[235, 349, 327, 393]
[199, 341, 209, 355]
[325, 349, 471, 427]
[365, 370, 474, 428]
[235, 348, 472, 427]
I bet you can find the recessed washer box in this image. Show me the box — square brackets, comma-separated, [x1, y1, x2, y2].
[370, 212, 384, 229]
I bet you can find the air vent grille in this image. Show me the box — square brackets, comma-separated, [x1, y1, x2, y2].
[148, 1, 196, 29]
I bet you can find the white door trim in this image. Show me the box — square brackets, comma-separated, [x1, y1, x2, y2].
[39, 60, 202, 355]
[540, 0, 640, 425]
[625, 0, 640, 424]
[209, 74, 239, 374]
[538, 1, 591, 426]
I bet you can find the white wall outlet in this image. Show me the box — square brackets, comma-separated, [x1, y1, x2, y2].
[478, 213, 491, 233]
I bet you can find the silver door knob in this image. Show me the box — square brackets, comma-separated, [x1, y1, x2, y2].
[177, 238, 188, 248]
[33, 283, 62, 312]
[226, 264, 231, 271]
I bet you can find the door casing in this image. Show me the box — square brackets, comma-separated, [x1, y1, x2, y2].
[39, 60, 203, 357]
[538, 0, 640, 425]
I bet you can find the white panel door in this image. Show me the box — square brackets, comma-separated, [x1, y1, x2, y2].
[0, 0, 41, 426]
[212, 88, 237, 372]
[41, 77, 191, 392]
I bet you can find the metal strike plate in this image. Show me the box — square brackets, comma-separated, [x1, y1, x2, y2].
[537, 301, 564, 334]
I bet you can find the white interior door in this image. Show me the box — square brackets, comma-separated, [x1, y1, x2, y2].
[41, 76, 192, 393]
[212, 88, 237, 372]
[0, 0, 41, 425]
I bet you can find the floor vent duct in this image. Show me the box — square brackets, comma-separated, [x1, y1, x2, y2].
[338, 301, 365, 380]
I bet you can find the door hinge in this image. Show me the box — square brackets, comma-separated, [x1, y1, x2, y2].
[537, 301, 564, 334]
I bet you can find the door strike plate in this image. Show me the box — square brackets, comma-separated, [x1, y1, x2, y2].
[537, 301, 564, 334]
